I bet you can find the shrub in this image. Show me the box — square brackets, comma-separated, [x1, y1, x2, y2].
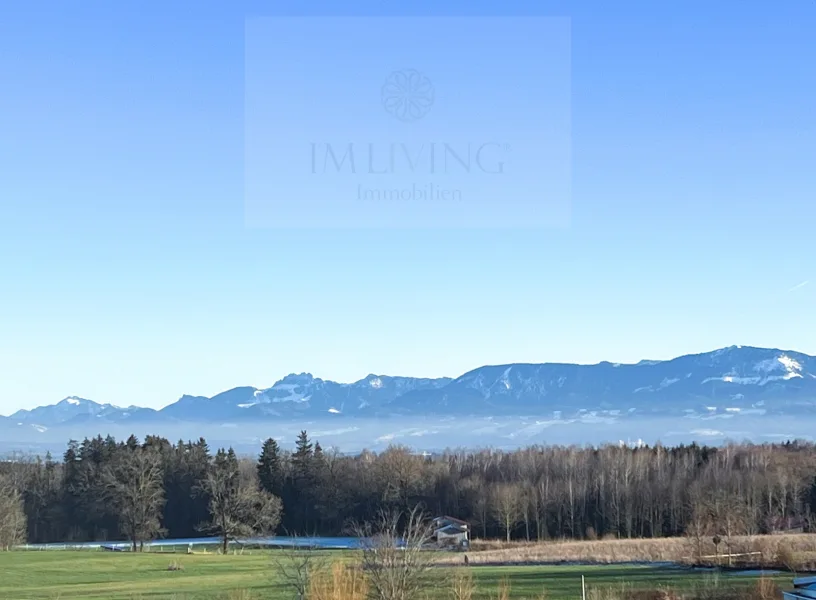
[309, 562, 368, 600]
[747, 577, 782, 600]
[167, 560, 184, 571]
[775, 545, 797, 572]
[450, 570, 474, 600]
[493, 579, 510, 600]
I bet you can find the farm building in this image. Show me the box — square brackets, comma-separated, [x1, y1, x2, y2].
[432, 516, 469, 548]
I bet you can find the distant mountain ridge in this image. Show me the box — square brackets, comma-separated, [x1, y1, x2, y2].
[6, 346, 816, 430]
[390, 346, 816, 416]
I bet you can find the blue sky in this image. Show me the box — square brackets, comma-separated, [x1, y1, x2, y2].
[1, 0, 815, 413]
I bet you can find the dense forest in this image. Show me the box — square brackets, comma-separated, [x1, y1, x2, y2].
[2, 433, 816, 549]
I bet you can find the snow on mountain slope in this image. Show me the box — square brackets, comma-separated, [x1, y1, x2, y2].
[388, 346, 816, 416]
[151, 374, 453, 421]
[5, 347, 815, 426]
[10, 396, 160, 427]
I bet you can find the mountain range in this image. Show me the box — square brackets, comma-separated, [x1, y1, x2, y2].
[4, 346, 816, 436]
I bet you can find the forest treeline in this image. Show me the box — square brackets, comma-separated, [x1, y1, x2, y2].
[2, 433, 816, 548]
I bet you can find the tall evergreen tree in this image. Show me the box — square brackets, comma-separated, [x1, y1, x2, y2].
[257, 438, 284, 498]
[163, 439, 211, 539]
[293, 431, 313, 469]
[288, 431, 316, 532]
[60, 440, 82, 540]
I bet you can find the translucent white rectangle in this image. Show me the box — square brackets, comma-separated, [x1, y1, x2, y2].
[244, 17, 571, 228]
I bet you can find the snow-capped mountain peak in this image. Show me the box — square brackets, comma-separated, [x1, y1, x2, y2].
[59, 396, 94, 406]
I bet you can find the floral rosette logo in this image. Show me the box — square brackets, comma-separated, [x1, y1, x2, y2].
[381, 69, 435, 122]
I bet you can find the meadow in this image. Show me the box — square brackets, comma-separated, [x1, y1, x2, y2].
[0, 550, 795, 600]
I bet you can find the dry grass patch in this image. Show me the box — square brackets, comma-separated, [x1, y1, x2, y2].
[451, 568, 475, 600]
[439, 534, 816, 567]
[309, 561, 368, 600]
[586, 575, 782, 600]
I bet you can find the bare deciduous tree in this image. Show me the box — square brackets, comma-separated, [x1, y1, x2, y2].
[272, 536, 327, 600]
[490, 483, 521, 543]
[354, 506, 436, 600]
[104, 447, 165, 552]
[0, 475, 26, 550]
[199, 449, 283, 554]
[685, 491, 711, 561]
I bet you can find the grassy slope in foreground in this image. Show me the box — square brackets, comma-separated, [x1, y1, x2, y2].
[0, 552, 795, 600]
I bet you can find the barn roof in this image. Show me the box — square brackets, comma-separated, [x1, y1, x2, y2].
[433, 515, 468, 526]
[437, 524, 468, 535]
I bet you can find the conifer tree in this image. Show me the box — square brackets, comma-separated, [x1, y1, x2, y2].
[257, 438, 284, 498]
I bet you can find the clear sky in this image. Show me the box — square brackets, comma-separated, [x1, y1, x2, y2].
[1, 0, 815, 413]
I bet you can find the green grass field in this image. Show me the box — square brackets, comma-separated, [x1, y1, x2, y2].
[0, 551, 795, 600]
